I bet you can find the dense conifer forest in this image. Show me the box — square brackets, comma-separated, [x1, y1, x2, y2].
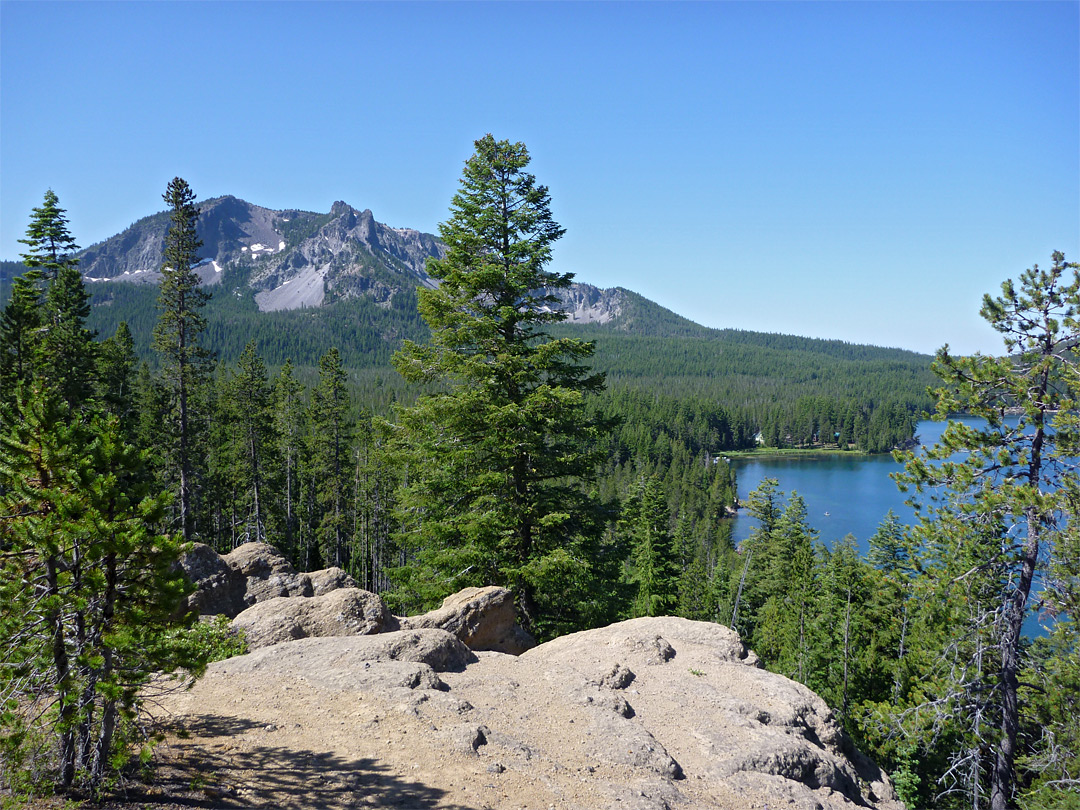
[1, 153, 1076, 810]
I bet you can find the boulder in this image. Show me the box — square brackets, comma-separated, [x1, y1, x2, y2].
[510, 616, 897, 809]
[398, 585, 536, 654]
[230, 587, 393, 650]
[205, 633, 471, 693]
[307, 566, 357, 595]
[180, 542, 359, 617]
[177, 542, 246, 617]
[224, 542, 313, 606]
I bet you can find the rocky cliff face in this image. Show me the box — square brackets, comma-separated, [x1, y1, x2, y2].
[75, 195, 625, 321]
[76, 196, 444, 308]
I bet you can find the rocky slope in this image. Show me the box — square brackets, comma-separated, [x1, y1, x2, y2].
[163, 543, 902, 810]
[75, 195, 625, 321]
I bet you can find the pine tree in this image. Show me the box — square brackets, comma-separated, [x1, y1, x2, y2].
[4, 190, 95, 410]
[95, 322, 138, 435]
[272, 360, 307, 562]
[730, 478, 780, 635]
[309, 348, 352, 568]
[895, 251, 1080, 810]
[220, 342, 278, 545]
[0, 383, 193, 793]
[867, 509, 914, 575]
[751, 492, 818, 681]
[0, 271, 44, 406]
[152, 177, 210, 543]
[40, 262, 96, 408]
[390, 135, 610, 637]
[351, 409, 396, 591]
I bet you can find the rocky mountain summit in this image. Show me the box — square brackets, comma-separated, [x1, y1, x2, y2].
[165, 543, 902, 810]
[75, 195, 626, 321]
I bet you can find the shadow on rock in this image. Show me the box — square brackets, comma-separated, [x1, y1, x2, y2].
[146, 713, 479, 810]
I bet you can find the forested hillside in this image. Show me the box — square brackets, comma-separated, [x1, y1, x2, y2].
[26, 267, 934, 456]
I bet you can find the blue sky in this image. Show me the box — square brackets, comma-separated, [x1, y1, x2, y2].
[2, 1, 1077, 355]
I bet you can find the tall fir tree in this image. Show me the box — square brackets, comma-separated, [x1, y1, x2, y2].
[152, 177, 210, 543]
[95, 322, 139, 436]
[622, 475, 679, 617]
[40, 262, 96, 409]
[351, 409, 396, 592]
[272, 360, 307, 562]
[0, 271, 44, 407]
[18, 189, 79, 284]
[309, 348, 352, 569]
[4, 190, 95, 410]
[219, 342, 278, 545]
[390, 135, 611, 637]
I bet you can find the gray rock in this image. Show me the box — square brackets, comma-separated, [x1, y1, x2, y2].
[180, 542, 363, 618]
[209, 636, 449, 693]
[177, 542, 246, 617]
[307, 566, 357, 595]
[354, 629, 478, 672]
[398, 586, 536, 654]
[224, 542, 312, 606]
[168, 615, 903, 810]
[599, 662, 636, 689]
[513, 616, 897, 809]
[231, 588, 393, 650]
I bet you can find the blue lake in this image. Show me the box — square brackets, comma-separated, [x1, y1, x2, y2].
[729, 416, 1055, 635]
[731, 417, 979, 553]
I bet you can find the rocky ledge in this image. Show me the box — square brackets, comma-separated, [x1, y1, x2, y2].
[170, 543, 901, 810]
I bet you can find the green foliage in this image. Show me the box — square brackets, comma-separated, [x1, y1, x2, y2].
[0, 270, 44, 401]
[887, 252, 1080, 810]
[217, 341, 279, 546]
[0, 384, 196, 795]
[156, 615, 248, 669]
[2, 191, 96, 413]
[389, 136, 613, 637]
[152, 177, 212, 544]
[309, 347, 352, 568]
[621, 475, 679, 618]
[40, 263, 96, 408]
[18, 189, 80, 283]
[272, 360, 307, 560]
[0, 191, 233, 800]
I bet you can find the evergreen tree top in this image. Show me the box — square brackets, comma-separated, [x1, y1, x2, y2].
[429, 135, 571, 327]
[19, 189, 80, 279]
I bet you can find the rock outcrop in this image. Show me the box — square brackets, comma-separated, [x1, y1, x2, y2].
[178, 542, 536, 655]
[398, 585, 536, 654]
[157, 616, 901, 810]
[173, 545, 900, 808]
[176, 542, 247, 617]
[178, 542, 357, 619]
[230, 588, 396, 651]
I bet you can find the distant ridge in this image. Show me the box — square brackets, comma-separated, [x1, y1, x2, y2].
[2, 195, 932, 387]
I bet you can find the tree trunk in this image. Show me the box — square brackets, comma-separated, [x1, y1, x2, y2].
[89, 553, 117, 789]
[178, 349, 192, 544]
[46, 555, 76, 788]
[990, 509, 1039, 810]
